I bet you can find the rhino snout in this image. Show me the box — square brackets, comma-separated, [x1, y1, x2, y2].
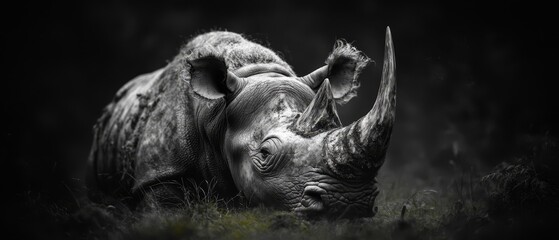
[294, 180, 377, 219]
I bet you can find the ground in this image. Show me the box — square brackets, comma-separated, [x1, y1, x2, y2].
[18, 140, 558, 240]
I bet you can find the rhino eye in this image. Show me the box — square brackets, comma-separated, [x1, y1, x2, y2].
[252, 137, 287, 175]
[260, 148, 271, 159]
[259, 138, 279, 159]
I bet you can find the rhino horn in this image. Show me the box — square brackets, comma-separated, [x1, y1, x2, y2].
[324, 27, 396, 178]
[294, 78, 342, 134]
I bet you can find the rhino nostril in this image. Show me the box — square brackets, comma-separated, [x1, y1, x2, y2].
[306, 190, 322, 199]
[302, 191, 322, 207]
[301, 186, 326, 210]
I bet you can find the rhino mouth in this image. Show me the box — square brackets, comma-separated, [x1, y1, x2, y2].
[293, 181, 378, 219]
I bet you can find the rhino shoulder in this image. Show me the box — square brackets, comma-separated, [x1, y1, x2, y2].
[86, 68, 164, 200]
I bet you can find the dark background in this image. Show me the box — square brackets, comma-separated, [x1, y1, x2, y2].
[5, 0, 558, 236]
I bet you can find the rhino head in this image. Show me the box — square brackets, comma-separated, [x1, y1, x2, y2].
[188, 28, 396, 218]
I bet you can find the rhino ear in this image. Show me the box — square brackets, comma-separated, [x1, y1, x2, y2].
[299, 41, 370, 104]
[188, 56, 241, 100]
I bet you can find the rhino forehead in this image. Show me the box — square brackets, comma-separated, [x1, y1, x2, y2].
[267, 93, 304, 122]
[227, 80, 314, 125]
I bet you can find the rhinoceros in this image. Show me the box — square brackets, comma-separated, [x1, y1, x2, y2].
[86, 27, 396, 218]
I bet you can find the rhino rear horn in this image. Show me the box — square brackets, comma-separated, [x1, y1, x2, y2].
[294, 79, 342, 134]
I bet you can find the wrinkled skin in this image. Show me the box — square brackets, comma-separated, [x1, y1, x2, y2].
[87, 28, 396, 219]
[224, 76, 378, 217]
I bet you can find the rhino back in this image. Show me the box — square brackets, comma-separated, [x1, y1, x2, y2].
[178, 31, 295, 74]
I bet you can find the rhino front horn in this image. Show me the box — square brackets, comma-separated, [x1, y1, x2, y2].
[294, 78, 342, 134]
[323, 27, 396, 179]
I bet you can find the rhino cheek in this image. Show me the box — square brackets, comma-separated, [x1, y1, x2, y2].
[235, 164, 267, 203]
[238, 160, 254, 187]
[224, 131, 256, 195]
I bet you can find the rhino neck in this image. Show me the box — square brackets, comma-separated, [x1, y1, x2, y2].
[193, 98, 239, 198]
[233, 63, 295, 78]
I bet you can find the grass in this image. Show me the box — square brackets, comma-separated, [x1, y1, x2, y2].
[18, 138, 558, 240]
[53, 172, 489, 240]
